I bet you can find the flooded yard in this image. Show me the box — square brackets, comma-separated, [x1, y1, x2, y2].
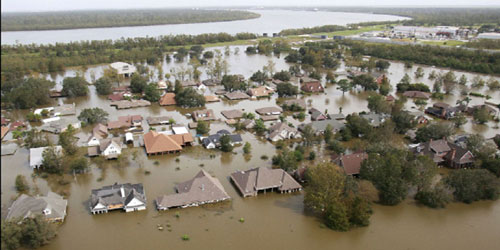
[1, 45, 500, 250]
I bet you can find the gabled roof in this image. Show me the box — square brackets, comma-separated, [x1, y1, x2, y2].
[90, 183, 145, 210]
[99, 138, 122, 152]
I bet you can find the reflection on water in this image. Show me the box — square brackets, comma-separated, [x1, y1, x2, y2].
[1, 10, 408, 45]
[1, 45, 500, 250]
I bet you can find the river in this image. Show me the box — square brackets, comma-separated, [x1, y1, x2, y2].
[0, 9, 408, 45]
[1, 44, 499, 249]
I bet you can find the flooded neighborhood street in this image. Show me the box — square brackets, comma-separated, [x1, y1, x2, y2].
[1, 42, 499, 249]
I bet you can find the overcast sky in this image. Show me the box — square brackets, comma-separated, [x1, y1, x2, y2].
[2, 0, 499, 12]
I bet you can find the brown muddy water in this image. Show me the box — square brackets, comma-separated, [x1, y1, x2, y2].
[1, 45, 500, 250]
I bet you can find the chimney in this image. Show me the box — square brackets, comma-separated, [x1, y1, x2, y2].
[201, 184, 205, 191]
[120, 186, 125, 198]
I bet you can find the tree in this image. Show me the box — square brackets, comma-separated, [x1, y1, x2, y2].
[174, 88, 205, 107]
[487, 78, 500, 90]
[324, 124, 333, 143]
[415, 122, 453, 142]
[378, 75, 391, 96]
[272, 148, 302, 171]
[327, 140, 345, 154]
[375, 60, 390, 71]
[304, 163, 372, 231]
[336, 79, 352, 95]
[276, 82, 298, 97]
[399, 73, 411, 85]
[273, 70, 291, 81]
[203, 51, 214, 59]
[58, 126, 78, 155]
[253, 119, 267, 135]
[196, 120, 210, 135]
[473, 107, 490, 124]
[95, 77, 112, 95]
[352, 74, 377, 91]
[414, 67, 424, 78]
[415, 183, 452, 208]
[41, 146, 63, 174]
[451, 113, 467, 128]
[360, 150, 434, 205]
[346, 114, 372, 138]
[143, 83, 161, 102]
[26, 112, 42, 122]
[367, 94, 391, 114]
[325, 71, 336, 83]
[301, 124, 315, 147]
[78, 108, 108, 125]
[250, 70, 267, 84]
[70, 156, 88, 173]
[15, 175, 29, 192]
[445, 169, 500, 203]
[1, 215, 56, 250]
[219, 134, 233, 152]
[24, 129, 50, 149]
[459, 75, 468, 85]
[61, 76, 89, 97]
[2, 77, 55, 109]
[130, 74, 148, 93]
[243, 142, 251, 154]
[221, 75, 247, 92]
[391, 111, 416, 134]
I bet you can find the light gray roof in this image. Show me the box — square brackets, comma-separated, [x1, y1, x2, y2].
[156, 170, 230, 209]
[360, 112, 388, 127]
[30, 146, 63, 168]
[255, 107, 283, 115]
[6, 192, 67, 221]
[300, 120, 346, 133]
[54, 103, 76, 116]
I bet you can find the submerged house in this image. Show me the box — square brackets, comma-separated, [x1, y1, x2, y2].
[159, 93, 177, 106]
[192, 109, 216, 122]
[247, 86, 274, 98]
[155, 170, 231, 210]
[143, 131, 193, 155]
[87, 123, 108, 147]
[331, 152, 368, 176]
[110, 62, 136, 77]
[30, 146, 63, 169]
[87, 138, 123, 159]
[90, 183, 146, 214]
[410, 139, 474, 168]
[255, 107, 282, 116]
[267, 122, 301, 142]
[425, 103, 457, 120]
[108, 115, 143, 130]
[202, 130, 243, 149]
[6, 192, 67, 222]
[230, 167, 302, 197]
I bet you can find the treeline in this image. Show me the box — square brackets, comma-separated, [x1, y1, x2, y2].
[340, 40, 500, 74]
[465, 39, 500, 50]
[279, 25, 348, 36]
[320, 7, 500, 27]
[1, 9, 260, 31]
[0, 32, 257, 80]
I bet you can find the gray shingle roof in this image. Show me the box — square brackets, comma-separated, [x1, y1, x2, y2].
[6, 192, 67, 222]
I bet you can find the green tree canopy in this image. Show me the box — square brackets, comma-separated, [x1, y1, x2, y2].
[61, 76, 89, 97]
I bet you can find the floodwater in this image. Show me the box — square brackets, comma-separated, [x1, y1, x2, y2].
[1, 46, 500, 250]
[0, 9, 408, 45]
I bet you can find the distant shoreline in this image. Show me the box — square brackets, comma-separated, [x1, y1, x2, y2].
[1, 9, 261, 32]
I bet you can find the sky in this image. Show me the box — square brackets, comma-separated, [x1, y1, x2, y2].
[2, 0, 499, 12]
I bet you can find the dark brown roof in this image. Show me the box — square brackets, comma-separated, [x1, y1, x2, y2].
[336, 152, 368, 175]
[301, 82, 324, 92]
